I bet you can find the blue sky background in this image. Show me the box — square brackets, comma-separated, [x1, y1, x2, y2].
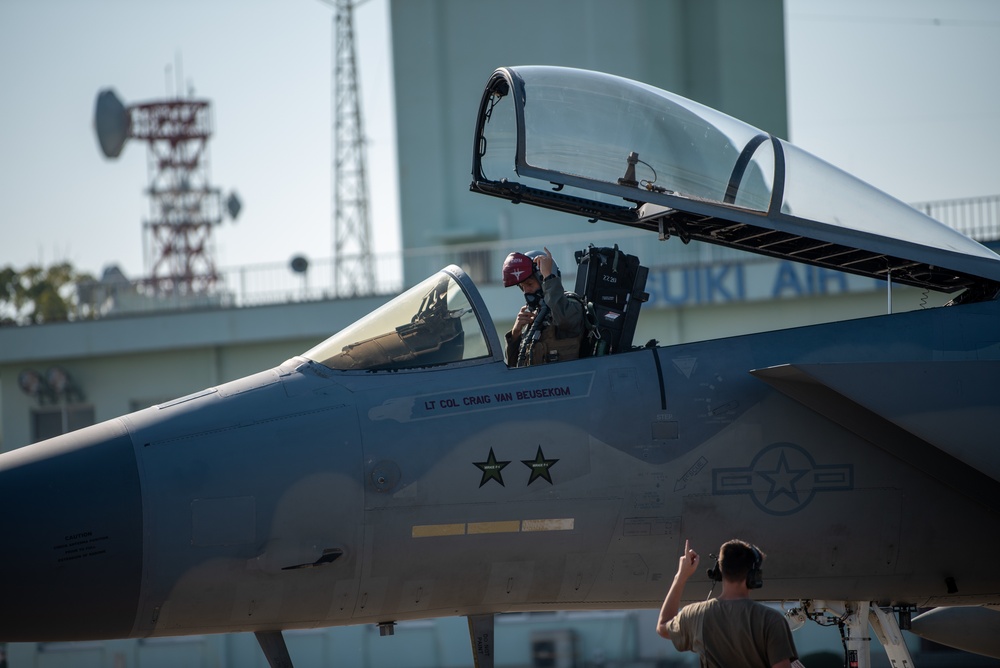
[1, 0, 997, 279]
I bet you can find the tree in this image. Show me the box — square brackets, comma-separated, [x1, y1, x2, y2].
[0, 262, 96, 326]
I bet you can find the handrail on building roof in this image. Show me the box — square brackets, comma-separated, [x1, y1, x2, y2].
[24, 194, 1000, 323]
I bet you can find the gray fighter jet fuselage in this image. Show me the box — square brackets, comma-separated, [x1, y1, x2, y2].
[3, 275, 999, 642]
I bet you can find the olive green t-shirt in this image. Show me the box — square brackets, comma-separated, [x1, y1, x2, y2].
[666, 598, 798, 667]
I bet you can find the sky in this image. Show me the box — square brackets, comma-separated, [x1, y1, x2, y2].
[1, 0, 998, 280]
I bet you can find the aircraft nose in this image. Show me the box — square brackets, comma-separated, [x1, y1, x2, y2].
[0, 419, 142, 641]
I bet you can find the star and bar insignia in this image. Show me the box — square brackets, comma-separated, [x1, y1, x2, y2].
[713, 442, 853, 516]
[474, 447, 511, 487]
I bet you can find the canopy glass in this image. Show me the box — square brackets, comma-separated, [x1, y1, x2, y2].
[472, 66, 1000, 295]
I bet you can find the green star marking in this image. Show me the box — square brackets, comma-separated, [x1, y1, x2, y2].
[522, 446, 559, 485]
[474, 447, 510, 487]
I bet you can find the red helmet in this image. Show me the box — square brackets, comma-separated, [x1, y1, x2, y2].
[502, 252, 536, 287]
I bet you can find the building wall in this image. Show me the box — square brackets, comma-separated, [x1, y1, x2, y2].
[6, 608, 867, 668]
[390, 0, 787, 285]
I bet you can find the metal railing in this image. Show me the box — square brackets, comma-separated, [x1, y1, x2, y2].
[910, 194, 1000, 242]
[74, 227, 665, 318]
[74, 253, 402, 319]
[66, 194, 1000, 321]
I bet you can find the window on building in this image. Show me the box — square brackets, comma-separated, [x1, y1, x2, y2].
[31, 404, 95, 442]
[458, 248, 492, 285]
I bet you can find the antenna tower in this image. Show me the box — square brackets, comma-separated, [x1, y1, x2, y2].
[139, 98, 222, 294]
[328, 0, 375, 295]
[94, 82, 240, 295]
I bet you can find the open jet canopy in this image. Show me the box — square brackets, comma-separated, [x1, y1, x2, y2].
[471, 66, 1000, 296]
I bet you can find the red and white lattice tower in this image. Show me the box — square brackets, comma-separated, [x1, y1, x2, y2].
[95, 89, 238, 295]
[135, 99, 222, 294]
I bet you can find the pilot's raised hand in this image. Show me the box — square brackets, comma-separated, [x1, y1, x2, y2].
[535, 247, 555, 279]
[511, 305, 536, 339]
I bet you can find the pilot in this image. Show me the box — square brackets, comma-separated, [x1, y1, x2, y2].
[656, 539, 800, 668]
[502, 247, 585, 367]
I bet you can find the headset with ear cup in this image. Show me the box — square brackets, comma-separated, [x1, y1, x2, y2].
[746, 544, 763, 589]
[706, 543, 764, 590]
[706, 555, 721, 583]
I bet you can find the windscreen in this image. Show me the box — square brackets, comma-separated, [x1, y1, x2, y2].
[303, 271, 490, 371]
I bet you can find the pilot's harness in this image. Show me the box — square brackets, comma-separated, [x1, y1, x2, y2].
[516, 293, 599, 366]
[515, 301, 550, 367]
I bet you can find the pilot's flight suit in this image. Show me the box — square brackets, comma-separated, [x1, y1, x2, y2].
[505, 273, 585, 367]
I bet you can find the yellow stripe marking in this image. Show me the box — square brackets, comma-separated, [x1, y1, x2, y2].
[412, 519, 574, 538]
[468, 520, 521, 535]
[412, 523, 466, 538]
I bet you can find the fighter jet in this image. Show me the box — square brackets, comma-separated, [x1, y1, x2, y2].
[3, 66, 1000, 667]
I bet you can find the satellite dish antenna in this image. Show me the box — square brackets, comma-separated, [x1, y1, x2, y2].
[17, 369, 47, 398]
[94, 89, 130, 158]
[290, 255, 310, 298]
[226, 191, 242, 220]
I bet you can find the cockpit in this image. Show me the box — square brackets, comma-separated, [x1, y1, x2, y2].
[303, 269, 494, 371]
[301, 243, 650, 373]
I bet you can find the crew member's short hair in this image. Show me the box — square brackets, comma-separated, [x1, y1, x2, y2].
[719, 539, 763, 584]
